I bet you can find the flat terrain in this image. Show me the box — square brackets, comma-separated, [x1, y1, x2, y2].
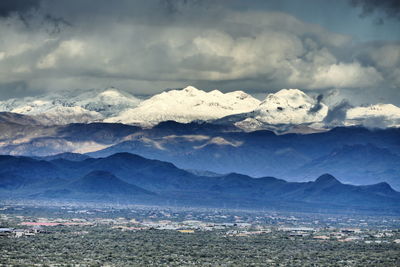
[1, 204, 399, 266]
[1, 227, 400, 266]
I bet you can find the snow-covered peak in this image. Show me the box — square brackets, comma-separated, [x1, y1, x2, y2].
[99, 87, 124, 97]
[73, 87, 141, 117]
[96, 87, 138, 102]
[259, 89, 313, 109]
[182, 85, 202, 94]
[347, 104, 400, 119]
[345, 103, 400, 128]
[226, 90, 256, 100]
[273, 88, 305, 97]
[0, 87, 141, 125]
[253, 89, 328, 125]
[152, 86, 208, 100]
[106, 86, 261, 125]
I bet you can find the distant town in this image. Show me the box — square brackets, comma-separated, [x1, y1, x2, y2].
[1, 202, 400, 242]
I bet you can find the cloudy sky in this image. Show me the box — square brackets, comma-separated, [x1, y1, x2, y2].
[0, 0, 399, 105]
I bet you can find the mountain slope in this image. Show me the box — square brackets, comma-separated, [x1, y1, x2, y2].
[293, 144, 400, 187]
[0, 122, 141, 156]
[67, 170, 153, 195]
[0, 112, 41, 125]
[40, 152, 91, 162]
[34, 170, 155, 201]
[0, 172, 27, 189]
[277, 174, 400, 206]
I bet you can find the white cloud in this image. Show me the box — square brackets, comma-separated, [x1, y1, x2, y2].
[369, 44, 400, 68]
[37, 40, 85, 69]
[311, 62, 383, 88]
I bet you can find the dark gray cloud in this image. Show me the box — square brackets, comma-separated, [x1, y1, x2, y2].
[0, 0, 43, 28]
[324, 100, 353, 125]
[350, 0, 400, 22]
[0, 0, 41, 17]
[361, 115, 394, 129]
[0, 81, 45, 100]
[0, 0, 70, 33]
[309, 94, 324, 114]
[42, 14, 71, 34]
[160, 0, 211, 15]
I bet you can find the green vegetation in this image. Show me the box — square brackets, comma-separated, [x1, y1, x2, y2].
[1, 204, 399, 266]
[1, 226, 399, 266]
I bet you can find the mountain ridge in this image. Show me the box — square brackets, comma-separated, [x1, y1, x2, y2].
[1, 152, 399, 214]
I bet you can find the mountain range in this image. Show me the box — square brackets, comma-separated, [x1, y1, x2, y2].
[1, 86, 399, 130]
[1, 152, 399, 214]
[0, 113, 399, 190]
[0, 86, 399, 212]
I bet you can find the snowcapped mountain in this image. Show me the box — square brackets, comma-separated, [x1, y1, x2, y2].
[0, 87, 141, 125]
[106, 86, 261, 126]
[1, 85, 399, 130]
[218, 89, 329, 131]
[231, 90, 400, 131]
[254, 89, 328, 124]
[346, 104, 400, 128]
[70, 88, 141, 117]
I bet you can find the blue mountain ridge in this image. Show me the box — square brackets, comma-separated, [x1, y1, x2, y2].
[0, 152, 399, 214]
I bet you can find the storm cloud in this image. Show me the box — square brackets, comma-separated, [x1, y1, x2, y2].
[351, 0, 400, 22]
[0, 0, 399, 105]
[0, 0, 41, 17]
[309, 94, 324, 114]
[323, 100, 353, 126]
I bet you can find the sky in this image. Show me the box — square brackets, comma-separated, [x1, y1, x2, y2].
[0, 0, 399, 105]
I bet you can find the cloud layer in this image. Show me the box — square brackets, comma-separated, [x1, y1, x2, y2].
[0, 0, 399, 105]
